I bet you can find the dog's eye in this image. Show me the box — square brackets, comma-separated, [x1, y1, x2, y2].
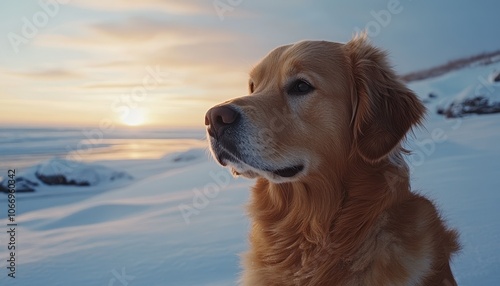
[249, 81, 255, 93]
[288, 79, 314, 96]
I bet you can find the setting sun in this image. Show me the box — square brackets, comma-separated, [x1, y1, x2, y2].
[121, 108, 147, 126]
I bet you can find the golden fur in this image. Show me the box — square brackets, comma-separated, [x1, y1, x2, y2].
[205, 35, 459, 286]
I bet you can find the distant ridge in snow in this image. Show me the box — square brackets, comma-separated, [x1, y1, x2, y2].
[401, 49, 500, 82]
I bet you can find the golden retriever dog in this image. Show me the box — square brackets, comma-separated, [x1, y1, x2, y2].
[205, 35, 459, 286]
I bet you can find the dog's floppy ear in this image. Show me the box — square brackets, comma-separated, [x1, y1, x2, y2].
[345, 35, 425, 163]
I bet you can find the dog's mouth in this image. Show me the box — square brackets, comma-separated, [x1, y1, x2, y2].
[217, 149, 305, 179]
[270, 165, 304, 178]
[208, 136, 305, 180]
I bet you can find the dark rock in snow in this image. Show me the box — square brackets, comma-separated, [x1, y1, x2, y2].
[35, 172, 91, 186]
[0, 177, 37, 193]
[437, 84, 500, 118]
[493, 72, 500, 82]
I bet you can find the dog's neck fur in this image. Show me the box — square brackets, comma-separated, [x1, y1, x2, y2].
[246, 149, 411, 282]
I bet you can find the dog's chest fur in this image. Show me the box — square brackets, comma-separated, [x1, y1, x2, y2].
[239, 189, 457, 286]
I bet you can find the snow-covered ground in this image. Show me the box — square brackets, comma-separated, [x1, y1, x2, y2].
[1, 63, 500, 285]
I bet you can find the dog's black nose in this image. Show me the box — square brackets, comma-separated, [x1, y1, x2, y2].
[205, 105, 240, 138]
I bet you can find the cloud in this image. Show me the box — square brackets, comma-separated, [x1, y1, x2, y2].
[69, 0, 212, 14]
[34, 17, 239, 54]
[33, 16, 256, 81]
[90, 17, 234, 42]
[5, 68, 83, 80]
[82, 82, 145, 90]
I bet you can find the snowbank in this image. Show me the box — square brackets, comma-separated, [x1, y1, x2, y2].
[0, 158, 132, 193]
[432, 69, 500, 118]
[36, 158, 132, 186]
[0, 148, 250, 286]
[437, 84, 500, 118]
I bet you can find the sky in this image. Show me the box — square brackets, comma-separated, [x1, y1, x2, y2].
[0, 0, 499, 128]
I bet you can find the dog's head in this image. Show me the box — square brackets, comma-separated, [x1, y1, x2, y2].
[205, 35, 425, 183]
